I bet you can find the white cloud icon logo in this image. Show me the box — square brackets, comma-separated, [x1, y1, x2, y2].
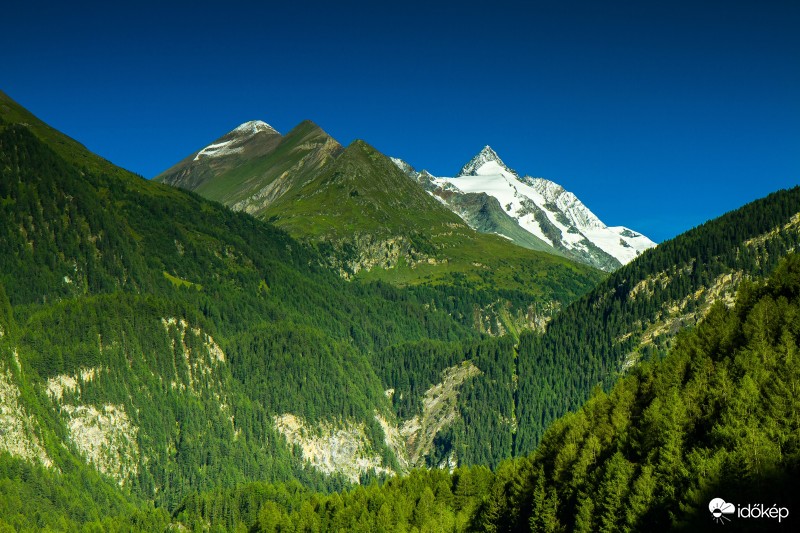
[709, 498, 736, 524]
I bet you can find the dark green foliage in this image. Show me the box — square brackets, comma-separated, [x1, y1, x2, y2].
[0, 452, 169, 532]
[0, 125, 142, 303]
[0, 106, 484, 516]
[453, 336, 516, 468]
[0, 283, 12, 338]
[61, 254, 800, 531]
[475, 254, 800, 531]
[12, 294, 347, 507]
[172, 467, 494, 532]
[515, 186, 800, 454]
[40, 254, 798, 530]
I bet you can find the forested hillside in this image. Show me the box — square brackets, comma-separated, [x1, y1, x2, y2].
[515, 187, 800, 452]
[113, 253, 800, 532]
[0, 95, 548, 528]
[475, 252, 800, 531]
[2, 88, 798, 531]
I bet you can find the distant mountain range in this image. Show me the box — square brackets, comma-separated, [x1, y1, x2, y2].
[393, 146, 655, 271]
[156, 119, 606, 335]
[156, 121, 654, 272]
[2, 88, 800, 531]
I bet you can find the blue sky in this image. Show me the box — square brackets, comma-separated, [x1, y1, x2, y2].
[1, 0, 798, 242]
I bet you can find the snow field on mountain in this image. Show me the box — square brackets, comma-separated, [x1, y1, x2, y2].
[432, 147, 656, 265]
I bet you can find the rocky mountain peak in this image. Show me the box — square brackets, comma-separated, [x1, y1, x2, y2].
[230, 120, 279, 137]
[458, 145, 518, 178]
[192, 120, 280, 162]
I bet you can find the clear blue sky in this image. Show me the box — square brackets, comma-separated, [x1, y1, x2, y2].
[2, 0, 798, 242]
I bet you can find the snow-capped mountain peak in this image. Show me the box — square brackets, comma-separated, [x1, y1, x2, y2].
[458, 145, 519, 178]
[387, 147, 655, 271]
[194, 120, 280, 161]
[232, 120, 279, 136]
[421, 147, 657, 271]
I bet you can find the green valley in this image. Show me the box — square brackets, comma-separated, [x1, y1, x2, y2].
[1, 87, 799, 532]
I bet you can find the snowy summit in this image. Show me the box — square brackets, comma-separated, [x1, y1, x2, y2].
[413, 146, 657, 270]
[194, 120, 280, 161]
[458, 146, 519, 178]
[232, 120, 279, 136]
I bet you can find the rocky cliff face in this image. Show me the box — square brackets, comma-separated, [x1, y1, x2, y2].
[273, 413, 393, 483]
[0, 358, 52, 468]
[320, 234, 443, 278]
[270, 362, 483, 481]
[399, 361, 481, 467]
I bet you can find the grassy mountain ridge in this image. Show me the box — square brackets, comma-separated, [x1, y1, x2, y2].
[155, 120, 605, 332]
[265, 139, 466, 240]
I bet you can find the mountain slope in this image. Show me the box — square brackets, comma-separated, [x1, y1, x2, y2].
[163, 253, 800, 532]
[0, 121, 394, 501]
[475, 253, 800, 531]
[406, 146, 656, 271]
[155, 119, 342, 213]
[514, 185, 800, 452]
[157, 127, 605, 334]
[265, 139, 463, 242]
[2, 91, 540, 516]
[155, 119, 282, 192]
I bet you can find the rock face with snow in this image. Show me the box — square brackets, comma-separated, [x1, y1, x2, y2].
[155, 120, 283, 192]
[393, 146, 655, 271]
[155, 119, 342, 216]
[192, 120, 278, 161]
[161, 118, 652, 273]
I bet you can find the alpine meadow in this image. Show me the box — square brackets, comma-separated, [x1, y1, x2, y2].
[1, 18, 799, 529]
